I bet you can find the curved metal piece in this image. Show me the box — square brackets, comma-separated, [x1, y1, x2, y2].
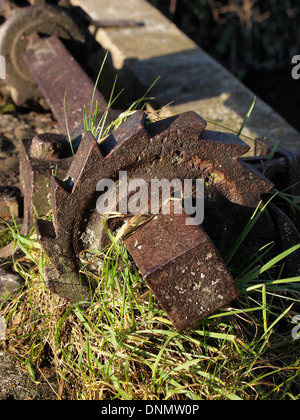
[0, 3, 85, 104]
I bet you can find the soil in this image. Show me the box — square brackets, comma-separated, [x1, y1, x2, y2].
[0, 349, 58, 400]
[0, 82, 63, 189]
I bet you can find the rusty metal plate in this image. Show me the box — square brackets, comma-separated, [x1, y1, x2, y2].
[19, 134, 73, 236]
[124, 204, 239, 330]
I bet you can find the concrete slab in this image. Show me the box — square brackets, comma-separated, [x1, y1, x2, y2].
[71, 0, 300, 154]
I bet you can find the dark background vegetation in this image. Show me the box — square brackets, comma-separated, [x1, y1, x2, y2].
[148, 0, 300, 131]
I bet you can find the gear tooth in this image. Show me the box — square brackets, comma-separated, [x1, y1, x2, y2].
[239, 160, 274, 203]
[234, 144, 251, 158]
[100, 110, 147, 156]
[195, 129, 274, 207]
[200, 130, 250, 158]
[50, 176, 72, 232]
[148, 111, 207, 139]
[221, 159, 274, 207]
[46, 132, 102, 236]
[65, 131, 104, 194]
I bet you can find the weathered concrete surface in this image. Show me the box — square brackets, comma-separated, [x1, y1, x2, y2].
[71, 0, 300, 154]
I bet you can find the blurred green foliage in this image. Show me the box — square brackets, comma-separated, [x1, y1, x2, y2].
[149, 0, 300, 78]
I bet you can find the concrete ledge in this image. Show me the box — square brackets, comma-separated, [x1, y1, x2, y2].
[71, 0, 300, 154]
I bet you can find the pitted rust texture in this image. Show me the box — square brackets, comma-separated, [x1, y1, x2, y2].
[35, 110, 274, 328]
[37, 110, 272, 273]
[19, 133, 73, 236]
[124, 204, 239, 330]
[22, 35, 110, 136]
[98, 112, 273, 208]
[1, 0, 296, 328]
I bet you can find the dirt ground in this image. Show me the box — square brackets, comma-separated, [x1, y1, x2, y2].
[0, 81, 63, 188]
[0, 349, 58, 400]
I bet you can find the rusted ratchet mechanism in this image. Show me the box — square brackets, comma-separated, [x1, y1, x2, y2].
[34, 109, 276, 329]
[0, 1, 299, 330]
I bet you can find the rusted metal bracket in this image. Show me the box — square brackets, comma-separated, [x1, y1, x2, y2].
[19, 133, 73, 236]
[0, 31, 120, 261]
[17, 34, 120, 236]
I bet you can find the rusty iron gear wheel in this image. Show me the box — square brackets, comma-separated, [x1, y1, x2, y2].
[34, 111, 274, 328]
[0, 3, 85, 104]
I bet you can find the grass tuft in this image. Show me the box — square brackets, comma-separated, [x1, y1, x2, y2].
[0, 193, 299, 400]
[82, 51, 160, 143]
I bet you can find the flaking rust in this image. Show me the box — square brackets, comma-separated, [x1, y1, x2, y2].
[124, 203, 239, 330]
[35, 110, 274, 329]
[19, 133, 73, 236]
[3, 0, 297, 329]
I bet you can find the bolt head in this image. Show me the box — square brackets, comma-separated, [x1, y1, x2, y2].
[30, 133, 67, 159]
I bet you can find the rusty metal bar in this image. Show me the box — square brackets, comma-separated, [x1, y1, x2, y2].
[22, 34, 110, 136]
[19, 133, 73, 236]
[124, 203, 239, 330]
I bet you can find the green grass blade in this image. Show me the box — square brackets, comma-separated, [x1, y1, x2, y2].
[63, 91, 75, 156]
[226, 192, 278, 265]
[88, 51, 109, 124]
[237, 96, 256, 137]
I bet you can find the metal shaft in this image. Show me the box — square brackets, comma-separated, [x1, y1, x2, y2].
[22, 34, 111, 136]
